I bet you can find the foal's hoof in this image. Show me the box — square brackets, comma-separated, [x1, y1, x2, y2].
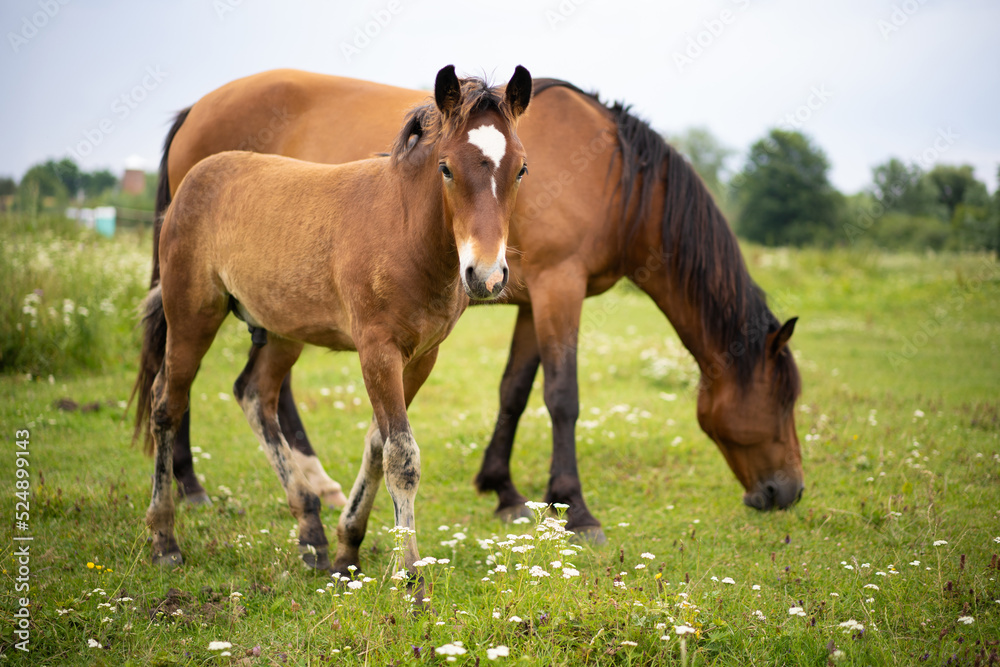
[152, 550, 184, 568]
[321, 488, 348, 510]
[183, 491, 213, 507]
[495, 503, 533, 523]
[569, 525, 607, 546]
[299, 544, 332, 572]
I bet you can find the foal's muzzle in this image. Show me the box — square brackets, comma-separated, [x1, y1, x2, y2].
[462, 260, 508, 300]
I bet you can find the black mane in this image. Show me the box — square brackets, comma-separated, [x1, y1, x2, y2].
[533, 79, 799, 408]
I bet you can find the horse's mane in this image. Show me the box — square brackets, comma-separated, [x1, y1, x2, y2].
[532, 79, 799, 408]
[391, 77, 512, 164]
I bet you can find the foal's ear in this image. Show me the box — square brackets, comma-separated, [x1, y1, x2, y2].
[769, 317, 798, 356]
[505, 65, 532, 118]
[435, 65, 462, 116]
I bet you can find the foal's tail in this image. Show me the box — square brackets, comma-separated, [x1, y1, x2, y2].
[150, 107, 191, 289]
[129, 285, 167, 455]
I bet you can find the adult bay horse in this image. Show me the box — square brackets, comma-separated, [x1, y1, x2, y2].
[132, 65, 533, 575]
[148, 69, 804, 544]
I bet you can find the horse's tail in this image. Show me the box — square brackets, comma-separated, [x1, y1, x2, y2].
[129, 285, 166, 455]
[151, 107, 192, 288]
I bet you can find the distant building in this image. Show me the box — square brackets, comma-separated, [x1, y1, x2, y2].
[122, 169, 146, 194]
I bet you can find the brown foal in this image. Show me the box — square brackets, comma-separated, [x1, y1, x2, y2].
[132, 65, 532, 575]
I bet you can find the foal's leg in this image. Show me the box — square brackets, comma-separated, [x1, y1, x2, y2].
[232, 340, 331, 570]
[529, 266, 605, 543]
[277, 372, 348, 508]
[475, 305, 540, 521]
[333, 346, 438, 577]
[148, 316, 225, 566]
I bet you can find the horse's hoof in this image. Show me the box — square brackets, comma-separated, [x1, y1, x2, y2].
[495, 503, 533, 523]
[183, 492, 213, 507]
[299, 544, 332, 572]
[152, 550, 184, 568]
[321, 489, 348, 510]
[569, 525, 607, 546]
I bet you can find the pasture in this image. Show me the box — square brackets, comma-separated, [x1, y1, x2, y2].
[1, 221, 999, 665]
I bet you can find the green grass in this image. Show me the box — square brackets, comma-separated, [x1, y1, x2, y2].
[1, 226, 998, 665]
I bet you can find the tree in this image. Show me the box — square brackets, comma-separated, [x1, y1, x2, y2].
[732, 129, 842, 246]
[870, 158, 942, 218]
[51, 158, 83, 197]
[80, 169, 117, 198]
[927, 165, 987, 221]
[17, 162, 68, 214]
[669, 126, 733, 201]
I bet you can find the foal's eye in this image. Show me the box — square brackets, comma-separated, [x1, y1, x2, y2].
[517, 164, 528, 181]
[439, 164, 453, 179]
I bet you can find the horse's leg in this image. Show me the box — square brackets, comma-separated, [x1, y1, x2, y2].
[530, 267, 606, 543]
[277, 371, 348, 509]
[334, 345, 435, 580]
[172, 400, 212, 506]
[147, 314, 225, 567]
[232, 340, 331, 571]
[475, 305, 540, 521]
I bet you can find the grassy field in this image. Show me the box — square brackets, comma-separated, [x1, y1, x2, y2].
[1, 223, 998, 666]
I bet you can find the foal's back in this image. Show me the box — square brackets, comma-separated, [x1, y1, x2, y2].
[160, 151, 424, 351]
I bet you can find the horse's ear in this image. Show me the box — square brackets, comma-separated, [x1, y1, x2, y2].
[435, 65, 462, 116]
[769, 317, 798, 356]
[505, 65, 532, 119]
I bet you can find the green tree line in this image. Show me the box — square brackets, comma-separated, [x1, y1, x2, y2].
[0, 158, 158, 218]
[672, 127, 999, 252]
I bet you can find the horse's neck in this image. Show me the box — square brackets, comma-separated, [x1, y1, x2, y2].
[624, 201, 715, 373]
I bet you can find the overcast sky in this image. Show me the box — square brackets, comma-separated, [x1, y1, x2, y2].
[2, 0, 998, 192]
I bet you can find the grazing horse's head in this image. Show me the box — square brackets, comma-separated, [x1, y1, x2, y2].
[695, 317, 804, 511]
[393, 65, 532, 300]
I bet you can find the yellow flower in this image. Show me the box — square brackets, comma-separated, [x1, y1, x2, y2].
[87, 562, 95, 569]
[655, 573, 662, 580]
[96, 565, 103, 570]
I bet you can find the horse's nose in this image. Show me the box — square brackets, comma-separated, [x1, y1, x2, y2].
[744, 477, 804, 511]
[462, 260, 508, 300]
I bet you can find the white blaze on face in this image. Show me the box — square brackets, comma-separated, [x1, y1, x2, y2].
[467, 124, 507, 200]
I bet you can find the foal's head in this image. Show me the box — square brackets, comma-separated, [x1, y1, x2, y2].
[393, 65, 532, 300]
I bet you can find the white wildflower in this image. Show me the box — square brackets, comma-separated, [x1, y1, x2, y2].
[436, 643, 467, 656]
[487, 645, 510, 660]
